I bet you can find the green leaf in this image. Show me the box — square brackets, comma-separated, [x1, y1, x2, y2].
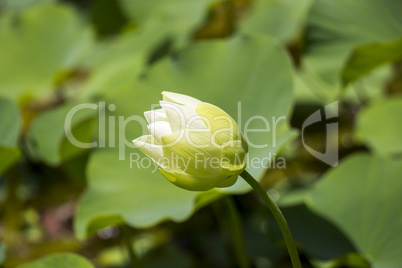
[239, 0, 313, 43]
[0, 242, 5, 265]
[119, 0, 214, 48]
[304, 0, 402, 86]
[0, 1, 93, 101]
[0, 98, 20, 148]
[17, 253, 94, 268]
[0, 0, 44, 11]
[75, 149, 197, 239]
[355, 98, 402, 156]
[341, 38, 402, 87]
[79, 33, 149, 100]
[0, 98, 21, 175]
[313, 253, 370, 268]
[75, 34, 296, 238]
[283, 205, 356, 261]
[277, 187, 313, 207]
[27, 103, 96, 166]
[307, 153, 402, 268]
[341, 65, 394, 103]
[81, 0, 215, 100]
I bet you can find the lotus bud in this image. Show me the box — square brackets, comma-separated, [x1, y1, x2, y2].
[132, 91, 248, 191]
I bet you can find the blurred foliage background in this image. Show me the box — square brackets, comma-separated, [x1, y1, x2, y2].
[0, 0, 401, 267]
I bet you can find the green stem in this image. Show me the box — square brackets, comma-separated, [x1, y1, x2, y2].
[122, 225, 143, 268]
[224, 196, 250, 268]
[240, 170, 302, 268]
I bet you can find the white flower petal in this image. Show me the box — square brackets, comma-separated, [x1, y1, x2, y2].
[144, 109, 168, 124]
[160, 101, 207, 132]
[132, 135, 163, 165]
[148, 121, 172, 144]
[162, 91, 201, 107]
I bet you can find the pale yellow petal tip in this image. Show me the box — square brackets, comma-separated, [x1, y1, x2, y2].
[132, 135, 153, 147]
[132, 137, 141, 146]
[161, 91, 177, 97]
[132, 140, 144, 149]
[161, 91, 176, 100]
[161, 91, 201, 107]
